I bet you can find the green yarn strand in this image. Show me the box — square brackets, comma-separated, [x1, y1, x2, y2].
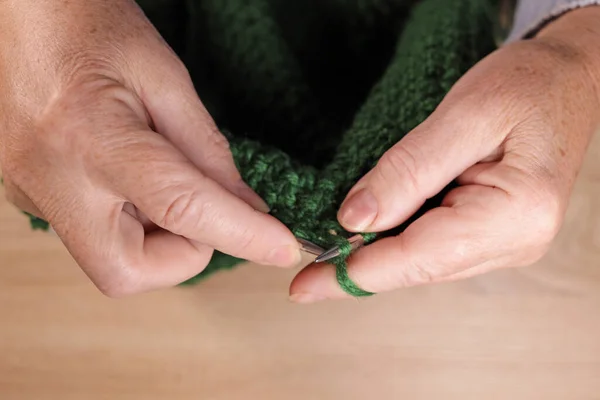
[332, 233, 378, 297]
[335, 259, 375, 298]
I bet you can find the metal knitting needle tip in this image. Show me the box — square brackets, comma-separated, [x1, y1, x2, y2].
[314, 247, 341, 264]
[314, 234, 366, 264]
[296, 238, 326, 256]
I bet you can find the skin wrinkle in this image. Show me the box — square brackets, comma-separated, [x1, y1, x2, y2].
[491, 40, 596, 197]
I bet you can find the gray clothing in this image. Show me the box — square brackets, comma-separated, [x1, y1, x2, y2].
[508, 0, 600, 42]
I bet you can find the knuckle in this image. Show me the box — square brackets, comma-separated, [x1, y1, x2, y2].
[411, 263, 436, 285]
[154, 188, 210, 234]
[392, 241, 438, 287]
[376, 143, 422, 197]
[523, 194, 563, 246]
[171, 56, 193, 82]
[198, 126, 238, 172]
[234, 225, 259, 254]
[205, 124, 231, 153]
[151, 43, 192, 82]
[401, 263, 436, 286]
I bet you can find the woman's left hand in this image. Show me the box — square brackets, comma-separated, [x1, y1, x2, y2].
[290, 6, 600, 303]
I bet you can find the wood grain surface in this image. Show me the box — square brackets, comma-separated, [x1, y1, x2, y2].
[1, 133, 600, 400]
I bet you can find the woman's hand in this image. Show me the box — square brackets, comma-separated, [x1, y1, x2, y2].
[0, 0, 302, 297]
[291, 6, 600, 303]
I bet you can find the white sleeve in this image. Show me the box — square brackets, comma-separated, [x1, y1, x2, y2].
[506, 0, 600, 42]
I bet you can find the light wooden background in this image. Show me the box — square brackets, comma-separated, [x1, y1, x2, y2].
[1, 134, 600, 400]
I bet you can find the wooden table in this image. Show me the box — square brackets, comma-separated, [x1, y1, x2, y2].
[2, 134, 600, 400]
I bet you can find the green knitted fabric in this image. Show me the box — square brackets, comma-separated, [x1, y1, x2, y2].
[19, 0, 499, 295]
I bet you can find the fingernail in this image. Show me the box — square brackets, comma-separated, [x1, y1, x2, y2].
[289, 293, 326, 304]
[267, 245, 302, 267]
[338, 188, 378, 231]
[235, 181, 270, 213]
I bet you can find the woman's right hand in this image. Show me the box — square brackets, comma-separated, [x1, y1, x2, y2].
[0, 0, 302, 296]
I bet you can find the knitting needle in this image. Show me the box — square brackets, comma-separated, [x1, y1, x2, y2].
[296, 238, 326, 256]
[314, 234, 366, 263]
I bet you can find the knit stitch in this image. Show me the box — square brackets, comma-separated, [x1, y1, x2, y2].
[20, 0, 499, 295]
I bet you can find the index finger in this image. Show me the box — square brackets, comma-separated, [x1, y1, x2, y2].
[96, 128, 302, 268]
[290, 184, 520, 302]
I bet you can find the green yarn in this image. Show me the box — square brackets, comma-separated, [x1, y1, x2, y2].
[331, 233, 378, 297]
[14, 0, 500, 295]
[335, 258, 375, 298]
[25, 212, 51, 231]
[180, 251, 244, 285]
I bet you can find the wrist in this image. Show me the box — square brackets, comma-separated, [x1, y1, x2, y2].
[534, 6, 600, 122]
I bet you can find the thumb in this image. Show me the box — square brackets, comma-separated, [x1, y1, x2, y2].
[337, 109, 504, 232]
